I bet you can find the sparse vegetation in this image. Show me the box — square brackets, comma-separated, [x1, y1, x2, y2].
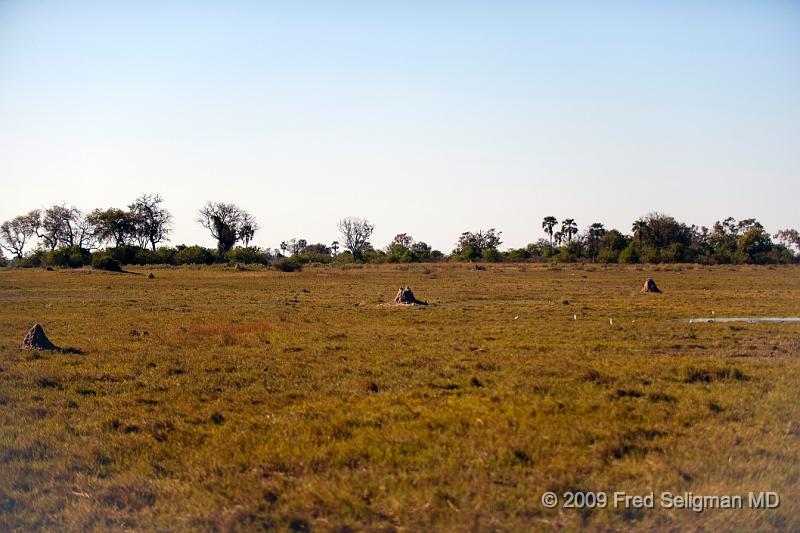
[1, 263, 798, 530]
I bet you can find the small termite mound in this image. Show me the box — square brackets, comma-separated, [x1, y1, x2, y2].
[21, 324, 58, 351]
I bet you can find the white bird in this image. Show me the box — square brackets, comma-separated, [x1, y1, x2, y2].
[573, 314, 577, 321]
[609, 318, 614, 326]
[514, 315, 519, 320]
[711, 310, 715, 315]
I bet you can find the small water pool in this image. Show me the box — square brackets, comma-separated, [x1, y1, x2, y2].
[679, 317, 800, 323]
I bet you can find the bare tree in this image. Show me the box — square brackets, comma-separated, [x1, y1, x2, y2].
[38, 204, 81, 250]
[337, 217, 374, 257]
[198, 202, 255, 252]
[129, 193, 172, 250]
[775, 229, 800, 252]
[0, 210, 40, 258]
[74, 214, 99, 250]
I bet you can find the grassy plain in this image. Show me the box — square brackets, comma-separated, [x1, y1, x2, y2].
[1, 263, 799, 531]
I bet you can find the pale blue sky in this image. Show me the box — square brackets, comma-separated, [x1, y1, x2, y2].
[1, 1, 798, 251]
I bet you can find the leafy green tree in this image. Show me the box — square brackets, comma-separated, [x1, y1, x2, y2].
[454, 229, 502, 260]
[87, 208, 137, 247]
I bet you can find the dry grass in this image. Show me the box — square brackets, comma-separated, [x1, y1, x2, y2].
[0, 263, 799, 531]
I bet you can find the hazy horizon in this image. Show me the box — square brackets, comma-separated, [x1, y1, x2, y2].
[1, 1, 798, 252]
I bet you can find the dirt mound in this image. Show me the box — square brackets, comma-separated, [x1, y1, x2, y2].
[393, 287, 427, 306]
[640, 278, 662, 293]
[21, 324, 58, 350]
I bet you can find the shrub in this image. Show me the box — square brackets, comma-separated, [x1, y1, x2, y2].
[553, 246, 577, 263]
[363, 249, 387, 263]
[505, 248, 531, 260]
[597, 248, 619, 263]
[481, 248, 502, 262]
[17, 250, 44, 268]
[618, 245, 639, 264]
[271, 257, 302, 272]
[103, 245, 139, 265]
[661, 243, 687, 263]
[175, 245, 216, 265]
[134, 247, 159, 265]
[638, 245, 660, 264]
[92, 255, 123, 272]
[333, 251, 355, 264]
[154, 246, 177, 265]
[227, 246, 269, 265]
[295, 251, 332, 264]
[43, 246, 91, 268]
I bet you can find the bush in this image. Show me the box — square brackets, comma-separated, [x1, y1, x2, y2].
[552, 245, 578, 263]
[92, 255, 122, 272]
[103, 246, 139, 265]
[295, 251, 332, 264]
[659, 243, 686, 263]
[333, 251, 355, 264]
[271, 257, 302, 272]
[506, 248, 531, 260]
[227, 246, 269, 265]
[362, 249, 387, 263]
[618, 245, 639, 264]
[638, 245, 660, 264]
[597, 248, 619, 263]
[154, 246, 177, 265]
[175, 245, 216, 265]
[481, 248, 502, 262]
[43, 246, 91, 268]
[17, 250, 44, 268]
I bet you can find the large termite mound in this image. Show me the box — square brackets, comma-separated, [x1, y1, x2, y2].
[393, 287, 427, 306]
[640, 278, 662, 293]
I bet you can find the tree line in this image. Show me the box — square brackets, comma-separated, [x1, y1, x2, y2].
[1, 196, 799, 269]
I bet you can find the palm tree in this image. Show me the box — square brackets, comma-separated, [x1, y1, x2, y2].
[542, 216, 558, 249]
[632, 219, 648, 245]
[553, 231, 563, 246]
[588, 222, 606, 262]
[562, 218, 578, 243]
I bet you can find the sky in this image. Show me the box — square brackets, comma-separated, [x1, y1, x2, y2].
[1, 1, 798, 252]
